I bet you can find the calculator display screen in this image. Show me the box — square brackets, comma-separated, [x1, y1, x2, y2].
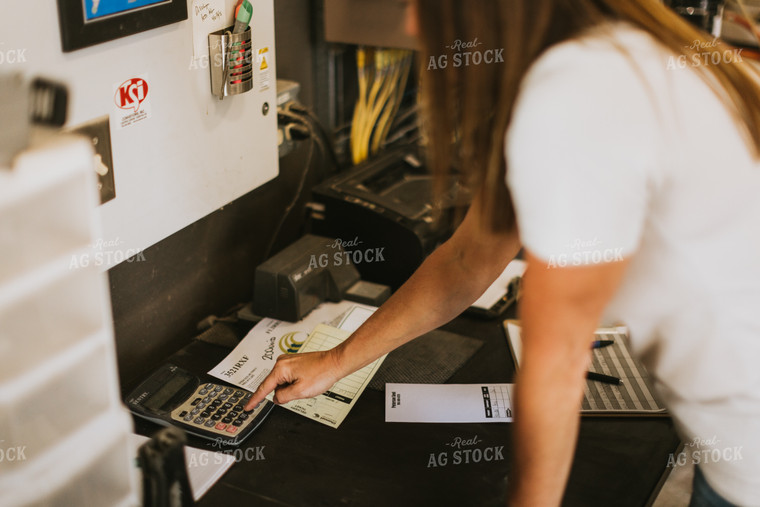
[144, 372, 193, 412]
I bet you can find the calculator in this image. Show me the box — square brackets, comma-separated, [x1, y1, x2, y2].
[126, 363, 273, 445]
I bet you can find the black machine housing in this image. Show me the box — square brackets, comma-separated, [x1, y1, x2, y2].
[310, 146, 468, 290]
[253, 234, 390, 322]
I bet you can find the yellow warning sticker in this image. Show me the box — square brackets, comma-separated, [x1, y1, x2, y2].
[258, 47, 271, 91]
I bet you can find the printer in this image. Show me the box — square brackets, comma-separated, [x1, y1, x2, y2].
[309, 146, 469, 290]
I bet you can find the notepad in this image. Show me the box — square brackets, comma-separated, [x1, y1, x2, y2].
[504, 321, 667, 415]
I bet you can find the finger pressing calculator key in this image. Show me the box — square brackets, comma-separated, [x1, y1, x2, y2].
[126, 363, 273, 446]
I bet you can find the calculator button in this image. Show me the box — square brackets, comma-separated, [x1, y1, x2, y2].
[215, 423, 227, 431]
[190, 408, 200, 416]
[205, 420, 216, 428]
[233, 405, 243, 412]
[219, 395, 229, 401]
[222, 417, 232, 424]
[205, 383, 214, 389]
[211, 414, 222, 421]
[199, 389, 208, 396]
[229, 397, 240, 404]
[229, 411, 239, 418]
[236, 391, 246, 397]
[183, 414, 194, 422]
[201, 411, 211, 418]
[239, 413, 249, 421]
[194, 417, 205, 425]
[223, 403, 233, 409]
[226, 426, 238, 434]
[217, 409, 227, 415]
[243, 392, 252, 400]
[213, 386, 223, 392]
[197, 402, 206, 409]
[233, 419, 244, 427]
[245, 402, 261, 414]
[202, 397, 212, 404]
[207, 390, 218, 398]
[223, 388, 234, 395]
[190, 398, 202, 406]
[179, 411, 188, 418]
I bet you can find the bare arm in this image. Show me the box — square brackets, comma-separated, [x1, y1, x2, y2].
[246, 196, 520, 408]
[509, 251, 629, 506]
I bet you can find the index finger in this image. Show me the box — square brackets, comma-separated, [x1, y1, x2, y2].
[245, 371, 281, 411]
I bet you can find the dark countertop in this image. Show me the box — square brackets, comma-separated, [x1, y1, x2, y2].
[130, 311, 681, 507]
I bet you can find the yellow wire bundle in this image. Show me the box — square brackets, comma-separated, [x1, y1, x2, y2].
[351, 47, 413, 165]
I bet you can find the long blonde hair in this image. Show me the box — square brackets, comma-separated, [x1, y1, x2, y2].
[416, 0, 760, 231]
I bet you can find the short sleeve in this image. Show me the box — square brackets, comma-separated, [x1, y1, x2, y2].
[506, 37, 658, 267]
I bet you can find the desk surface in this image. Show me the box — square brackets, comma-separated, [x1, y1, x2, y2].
[130, 314, 680, 507]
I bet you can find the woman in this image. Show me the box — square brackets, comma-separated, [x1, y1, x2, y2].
[247, 1, 760, 505]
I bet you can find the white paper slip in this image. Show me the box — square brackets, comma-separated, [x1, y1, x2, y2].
[337, 304, 375, 332]
[385, 383, 515, 423]
[130, 433, 236, 501]
[208, 301, 376, 391]
[275, 324, 387, 428]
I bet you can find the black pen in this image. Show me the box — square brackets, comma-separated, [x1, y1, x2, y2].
[586, 371, 622, 385]
[591, 340, 615, 349]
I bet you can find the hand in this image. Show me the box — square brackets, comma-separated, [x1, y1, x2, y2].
[244, 348, 345, 411]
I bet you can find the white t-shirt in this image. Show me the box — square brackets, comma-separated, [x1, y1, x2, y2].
[507, 22, 760, 505]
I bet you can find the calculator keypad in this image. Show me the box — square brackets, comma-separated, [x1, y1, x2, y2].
[170, 384, 266, 438]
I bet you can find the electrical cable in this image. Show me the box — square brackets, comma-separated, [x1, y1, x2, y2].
[373, 51, 413, 153]
[351, 47, 369, 165]
[263, 119, 316, 261]
[356, 50, 387, 161]
[357, 52, 384, 162]
[378, 52, 399, 146]
[390, 103, 418, 129]
[283, 103, 342, 173]
[385, 122, 421, 147]
[391, 102, 419, 129]
[364, 50, 397, 159]
[365, 53, 395, 156]
[350, 48, 415, 164]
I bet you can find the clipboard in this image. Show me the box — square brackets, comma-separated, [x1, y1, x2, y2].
[467, 260, 525, 319]
[503, 320, 667, 416]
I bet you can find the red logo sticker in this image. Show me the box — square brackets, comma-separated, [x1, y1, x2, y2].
[114, 78, 149, 113]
